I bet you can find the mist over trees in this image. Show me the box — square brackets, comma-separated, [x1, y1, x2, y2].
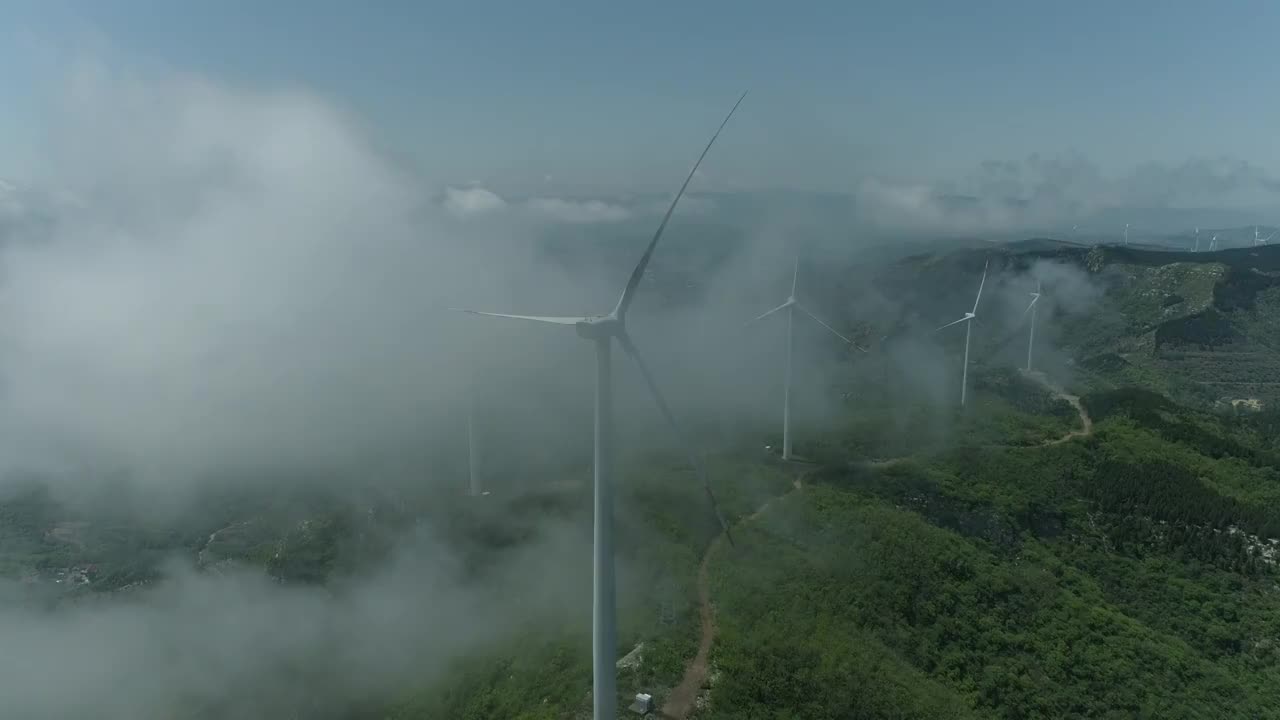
[5, 22, 1280, 720]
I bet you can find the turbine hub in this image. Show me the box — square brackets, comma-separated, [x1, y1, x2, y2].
[575, 314, 621, 340]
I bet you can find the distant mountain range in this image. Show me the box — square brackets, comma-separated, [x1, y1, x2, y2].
[854, 238, 1280, 409]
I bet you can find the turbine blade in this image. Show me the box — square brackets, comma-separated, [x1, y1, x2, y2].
[614, 91, 748, 318]
[617, 331, 734, 545]
[934, 315, 972, 332]
[447, 309, 587, 325]
[971, 259, 990, 314]
[791, 254, 800, 297]
[795, 303, 851, 344]
[1022, 295, 1039, 317]
[745, 300, 790, 327]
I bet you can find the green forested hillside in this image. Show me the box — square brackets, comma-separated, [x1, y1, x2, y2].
[370, 364, 1280, 719]
[710, 424, 1280, 718]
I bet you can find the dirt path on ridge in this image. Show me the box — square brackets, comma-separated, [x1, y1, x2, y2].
[1024, 370, 1093, 444]
[659, 475, 804, 719]
[662, 376, 1091, 718]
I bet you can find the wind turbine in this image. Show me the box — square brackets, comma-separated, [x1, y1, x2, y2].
[1025, 278, 1041, 371]
[449, 93, 745, 720]
[935, 259, 989, 407]
[745, 253, 856, 461]
[1124, 223, 1130, 246]
[1193, 227, 1200, 253]
[1256, 226, 1275, 246]
[1211, 233, 1219, 251]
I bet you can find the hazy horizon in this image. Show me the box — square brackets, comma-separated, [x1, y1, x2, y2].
[5, 3, 1280, 211]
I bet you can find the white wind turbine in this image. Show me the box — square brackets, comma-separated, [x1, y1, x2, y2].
[450, 93, 744, 720]
[1124, 223, 1130, 246]
[935, 259, 989, 407]
[1193, 227, 1200, 253]
[745, 254, 858, 461]
[1211, 233, 1220, 251]
[1025, 278, 1042, 371]
[1256, 226, 1275, 246]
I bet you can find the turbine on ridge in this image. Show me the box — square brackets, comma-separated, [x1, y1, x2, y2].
[744, 253, 858, 461]
[449, 93, 746, 720]
[1024, 278, 1041, 372]
[935, 259, 989, 407]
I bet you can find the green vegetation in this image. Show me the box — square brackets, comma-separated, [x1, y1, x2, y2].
[378, 455, 793, 719]
[704, 401, 1280, 718]
[378, 361, 1280, 718]
[10, 241, 1280, 718]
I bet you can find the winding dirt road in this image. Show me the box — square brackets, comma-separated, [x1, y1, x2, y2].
[1025, 371, 1093, 445]
[660, 378, 1092, 719]
[659, 475, 805, 719]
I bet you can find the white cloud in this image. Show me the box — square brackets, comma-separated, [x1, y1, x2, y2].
[0, 56, 615, 495]
[442, 185, 506, 217]
[525, 196, 631, 223]
[640, 193, 717, 218]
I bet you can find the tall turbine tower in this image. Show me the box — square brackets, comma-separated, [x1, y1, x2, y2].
[466, 382, 481, 497]
[450, 94, 744, 720]
[1211, 233, 1219, 251]
[1025, 278, 1041, 371]
[936, 259, 989, 407]
[1194, 227, 1200, 252]
[745, 253, 856, 461]
[1124, 223, 1130, 246]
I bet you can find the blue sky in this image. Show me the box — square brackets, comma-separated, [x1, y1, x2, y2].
[3, 1, 1280, 195]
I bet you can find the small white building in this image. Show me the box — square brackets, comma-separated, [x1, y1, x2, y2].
[628, 692, 654, 715]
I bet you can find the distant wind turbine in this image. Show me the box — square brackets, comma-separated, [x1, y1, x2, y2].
[935, 259, 990, 407]
[1025, 278, 1042, 371]
[745, 253, 858, 461]
[1124, 223, 1130, 246]
[449, 93, 745, 720]
[1211, 233, 1219, 251]
[1255, 226, 1275, 246]
[1193, 227, 1200, 253]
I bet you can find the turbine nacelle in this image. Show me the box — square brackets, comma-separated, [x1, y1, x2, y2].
[575, 314, 621, 340]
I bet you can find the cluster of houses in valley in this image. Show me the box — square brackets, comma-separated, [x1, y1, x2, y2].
[21, 564, 98, 587]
